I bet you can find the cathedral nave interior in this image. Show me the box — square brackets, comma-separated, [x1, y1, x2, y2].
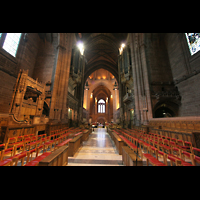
[0, 33, 200, 166]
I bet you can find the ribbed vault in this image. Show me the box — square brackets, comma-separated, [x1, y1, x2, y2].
[76, 33, 128, 83]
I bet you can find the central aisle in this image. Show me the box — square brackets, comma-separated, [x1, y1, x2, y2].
[68, 128, 123, 166]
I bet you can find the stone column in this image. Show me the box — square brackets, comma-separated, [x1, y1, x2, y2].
[49, 33, 75, 123]
[95, 98, 97, 114]
[139, 40, 153, 124]
[61, 33, 74, 121]
[106, 98, 108, 114]
[129, 33, 141, 126]
[136, 43, 145, 124]
[85, 89, 88, 109]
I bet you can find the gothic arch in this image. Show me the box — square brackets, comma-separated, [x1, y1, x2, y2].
[95, 116, 107, 124]
[84, 62, 119, 85]
[153, 100, 179, 118]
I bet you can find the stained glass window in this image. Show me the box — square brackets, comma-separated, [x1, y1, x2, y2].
[2, 33, 22, 57]
[0, 33, 2, 38]
[185, 33, 200, 56]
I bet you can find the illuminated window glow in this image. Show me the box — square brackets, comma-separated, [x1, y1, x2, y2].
[98, 99, 105, 113]
[3, 33, 22, 57]
[185, 33, 200, 56]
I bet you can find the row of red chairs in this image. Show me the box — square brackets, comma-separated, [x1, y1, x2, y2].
[115, 128, 200, 166]
[125, 128, 193, 153]
[0, 127, 83, 166]
[0, 131, 73, 166]
[0, 127, 83, 160]
[127, 128, 200, 165]
[148, 131, 192, 148]
[24, 129, 83, 166]
[127, 128, 192, 147]
[113, 129, 167, 166]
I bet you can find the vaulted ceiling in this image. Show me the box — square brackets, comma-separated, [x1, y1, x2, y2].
[76, 33, 128, 83]
[93, 85, 111, 101]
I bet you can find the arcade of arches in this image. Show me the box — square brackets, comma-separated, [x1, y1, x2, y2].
[1, 33, 200, 166]
[83, 68, 119, 125]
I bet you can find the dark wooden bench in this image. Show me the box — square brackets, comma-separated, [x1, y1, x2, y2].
[82, 130, 90, 141]
[68, 135, 82, 156]
[38, 146, 69, 166]
[122, 146, 143, 166]
[111, 131, 124, 155]
[56, 138, 72, 149]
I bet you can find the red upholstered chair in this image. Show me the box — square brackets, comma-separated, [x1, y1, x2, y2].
[143, 153, 166, 166]
[13, 144, 25, 155]
[6, 136, 24, 149]
[156, 150, 167, 165]
[38, 134, 46, 140]
[12, 151, 28, 166]
[177, 139, 184, 146]
[169, 141, 177, 149]
[167, 152, 194, 166]
[190, 147, 200, 166]
[36, 144, 45, 157]
[159, 141, 171, 154]
[31, 152, 51, 163]
[23, 137, 31, 146]
[50, 134, 56, 141]
[171, 147, 182, 158]
[0, 144, 5, 159]
[24, 160, 39, 166]
[43, 139, 54, 152]
[26, 136, 41, 151]
[191, 154, 200, 166]
[0, 146, 15, 161]
[170, 138, 177, 143]
[180, 151, 193, 163]
[53, 138, 61, 151]
[26, 148, 37, 163]
[167, 155, 182, 166]
[184, 141, 192, 148]
[0, 158, 13, 166]
[25, 152, 51, 166]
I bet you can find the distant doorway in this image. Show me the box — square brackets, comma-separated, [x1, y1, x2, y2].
[154, 107, 175, 118]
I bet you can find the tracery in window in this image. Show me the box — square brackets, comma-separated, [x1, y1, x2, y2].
[185, 33, 200, 55]
[2, 33, 22, 57]
[98, 99, 105, 113]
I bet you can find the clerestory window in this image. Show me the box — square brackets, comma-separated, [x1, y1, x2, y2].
[185, 33, 200, 56]
[0, 33, 22, 57]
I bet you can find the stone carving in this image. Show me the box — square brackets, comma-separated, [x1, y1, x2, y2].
[9, 69, 46, 125]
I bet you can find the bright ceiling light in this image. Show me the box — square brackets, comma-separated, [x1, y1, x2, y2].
[121, 43, 125, 48]
[77, 41, 84, 55]
[77, 42, 83, 49]
[119, 43, 126, 55]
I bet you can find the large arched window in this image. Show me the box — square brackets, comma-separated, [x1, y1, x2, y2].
[98, 99, 105, 113]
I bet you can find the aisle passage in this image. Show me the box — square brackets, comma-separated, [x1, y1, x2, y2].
[68, 128, 123, 166]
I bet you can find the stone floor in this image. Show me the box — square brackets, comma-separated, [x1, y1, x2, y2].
[67, 128, 124, 166]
